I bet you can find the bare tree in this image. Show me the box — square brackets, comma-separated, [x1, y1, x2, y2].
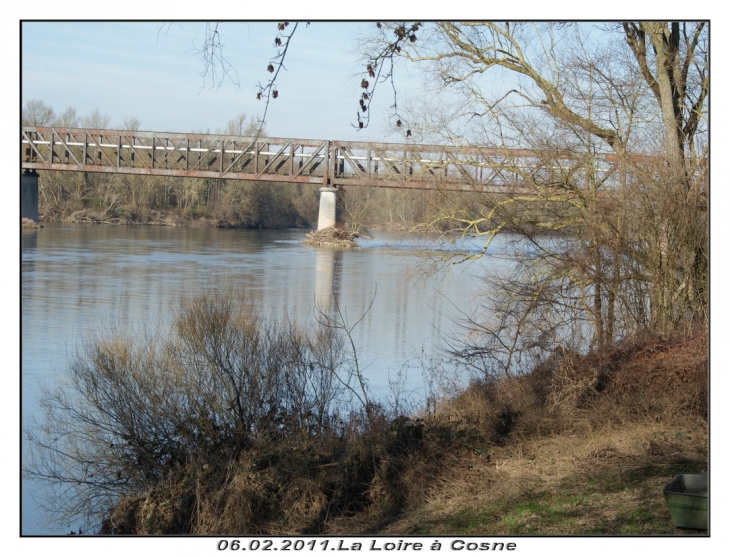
[177, 20, 706, 342]
[81, 108, 111, 129]
[23, 99, 55, 126]
[358, 22, 707, 344]
[55, 106, 79, 127]
[121, 116, 141, 131]
[300, 21, 709, 382]
[222, 113, 260, 136]
[622, 22, 708, 178]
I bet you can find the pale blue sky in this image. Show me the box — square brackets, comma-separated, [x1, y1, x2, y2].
[21, 21, 407, 141]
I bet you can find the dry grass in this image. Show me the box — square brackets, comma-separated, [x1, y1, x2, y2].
[99, 328, 707, 535]
[371, 414, 706, 535]
[303, 227, 361, 247]
[363, 330, 708, 536]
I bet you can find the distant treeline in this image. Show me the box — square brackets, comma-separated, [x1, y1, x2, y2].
[24, 100, 449, 229]
[34, 165, 455, 230]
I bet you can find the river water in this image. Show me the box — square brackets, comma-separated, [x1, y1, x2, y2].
[21, 223, 503, 534]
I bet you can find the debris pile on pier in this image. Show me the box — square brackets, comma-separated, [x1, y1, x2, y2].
[303, 227, 360, 247]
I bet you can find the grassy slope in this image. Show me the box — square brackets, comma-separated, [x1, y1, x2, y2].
[103, 331, 707, 536]
[369, 421, 707, 535]
[329, 332, 708, 536]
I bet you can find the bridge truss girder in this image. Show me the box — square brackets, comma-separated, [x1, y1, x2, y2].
[21, 127, 619, 193]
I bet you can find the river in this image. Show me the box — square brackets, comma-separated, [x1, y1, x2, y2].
[21, 223, 504, 534]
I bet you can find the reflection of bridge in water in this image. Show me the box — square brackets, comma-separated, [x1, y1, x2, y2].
[21, 126, 620, 227]
[314, 249, 342, 315]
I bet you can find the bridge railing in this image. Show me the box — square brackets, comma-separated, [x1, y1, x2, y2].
[22, 127, 620, 192]
[330, 139, 624, 192]
[21, 127, 334, 185]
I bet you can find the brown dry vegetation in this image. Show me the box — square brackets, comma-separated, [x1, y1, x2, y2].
[303, 227, 361, 247]
[38, 174, 320, 230]
[35, 168, 457, 234]
[367, 331, 708, 536]
[99, 329, 707, 536]
[24, 23, 708, 536]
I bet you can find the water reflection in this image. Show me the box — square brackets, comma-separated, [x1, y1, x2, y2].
[21, 230, 38, 285]
[21, 224, 497, 534]
[314, 248, 343, 314]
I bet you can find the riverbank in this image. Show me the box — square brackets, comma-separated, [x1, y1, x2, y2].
[44, 207, 293, 228]
[36, 209, 435, 237]
[365, 330, 708, 535]
[39, 208, 394, 232]
[36, 206, 581, 242]
[100, 328, 707, 535]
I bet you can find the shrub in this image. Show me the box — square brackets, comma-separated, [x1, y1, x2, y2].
[24, 290, 357, 532]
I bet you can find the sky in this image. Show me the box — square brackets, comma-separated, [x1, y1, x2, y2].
[21, 21, 407, 142]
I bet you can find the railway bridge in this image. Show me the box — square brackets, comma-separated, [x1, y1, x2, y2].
[21, 126, 619, 228]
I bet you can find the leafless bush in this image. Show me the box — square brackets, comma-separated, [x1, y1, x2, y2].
[23, 289, 358, 532]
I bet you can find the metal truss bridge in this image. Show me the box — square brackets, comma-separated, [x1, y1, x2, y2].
[21, 126, 621, 192]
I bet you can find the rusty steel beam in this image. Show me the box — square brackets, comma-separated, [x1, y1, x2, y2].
[20, 161, 329, 184]
[22, 126, 632, 191]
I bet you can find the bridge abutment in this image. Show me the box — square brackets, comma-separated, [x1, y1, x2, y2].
[22, 170, 39, 223]
[317, 187, 338, 230]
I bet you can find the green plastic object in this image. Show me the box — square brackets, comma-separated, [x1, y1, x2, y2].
[663, 474, 708, 530]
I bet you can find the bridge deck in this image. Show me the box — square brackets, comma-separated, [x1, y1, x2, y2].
[21, 127, 619, 192]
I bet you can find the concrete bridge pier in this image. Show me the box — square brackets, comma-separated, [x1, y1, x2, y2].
[317, 187, 338, 230]
[22, 170, 39, 223]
